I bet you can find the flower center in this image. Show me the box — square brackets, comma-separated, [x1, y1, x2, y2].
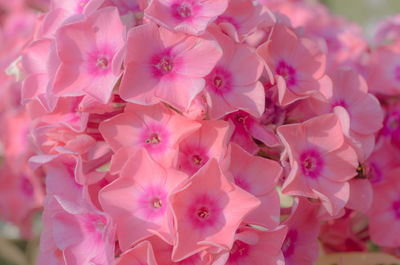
[300, 149, 323, 178]
[151, 198, 163, 209]
[276, 60, 296, 86]
[229, 240, 250, 261]
[146, 133, 161, 145]
[157, 57, 173, 75]
[196, 206, 210, 219]
[178, 3, 192, 18]
[213, 76, 223, 88]
[207, 67, 232, 95]
[191, 154, 203, 166]
[96, 57, 109, 70]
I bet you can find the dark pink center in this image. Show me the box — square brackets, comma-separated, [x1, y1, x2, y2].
[150, 50, 174, 77]
[300, 149, 323, 179]
[207, 67, 232, 95]
[187, 194, 223, 230]
[137, 185, 167, 220]
[96, 57, 109, 70]
[276, 60, 296, 87]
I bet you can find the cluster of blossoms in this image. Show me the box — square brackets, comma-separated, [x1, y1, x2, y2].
[1, 0, 400, 264]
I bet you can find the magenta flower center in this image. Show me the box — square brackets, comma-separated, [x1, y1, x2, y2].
[146, 133, 162, 145]
[187, 194, 223, 230]
[276, 60, 296, 87]
[137, 185, 167, 220]
[96, 57, 109, 70]
[177, 3, 192, 18]
[393, 200, 400, 219]
[150, 50, 174, 77]
[300, 149, 323, 178]
[191, 154, 204, 166]
[207, 67, 232, 95]
[151, 197, 163, 209]
[76, 0, 89, 13]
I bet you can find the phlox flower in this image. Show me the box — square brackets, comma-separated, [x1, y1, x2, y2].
[177, 119, 232, 176]
[119, 22, 222, 111]
[170, 159, 260, 261]
[224, 143, 281, 228]
[369, 169, 400, 247]
[310, 68, 383, 159]
[37, 195, 116, 265]
[99, 148, 188, 250]
[99, 103, 201, 169]
[51, 0, 104, 16]
[145, 0, 228, 35]
[215, 225, 287, 265]
[53, 7, 125, 104]
[204, 27, 265, 119]
[224, 110, 280, 154]
[215, 0, 275, 43]
[281, 198, 320, 265]
[277, 113, 358, 216]
[257, 23, 331, 106]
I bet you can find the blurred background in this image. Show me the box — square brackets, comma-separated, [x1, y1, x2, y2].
[0, 0, 400, 265]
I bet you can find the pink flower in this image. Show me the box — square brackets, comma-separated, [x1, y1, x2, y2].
[224, 110, 280, 154]
[170, 159, 260, 261]
[145, 0, 228, 35]
[366, 42, 400, 96]
[53, 7, 125, 104]
[203, 27, 265, 119]
[51, 0, 104, 16]
[216, 225, 287, 265]
[310, 68, 383, 159]
[215, 0, 275, 43]
[177, 119, 232, 176]
[277, 113, 358, 215]
[38, 195, 116, 265]
[99, 103, 201, 169]
[99, 148, 188, 250]
[281, 198, 320, 265]
[369, 169, 400, 247]
[224, 143, 281, 228]
[257, 24, 331, 106]
[119, 22, 222, 111]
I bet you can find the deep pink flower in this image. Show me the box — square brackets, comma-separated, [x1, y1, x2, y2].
[277, 113, 358, 215]
[170, 159, 260, 261]
[119, 22, 222, 111]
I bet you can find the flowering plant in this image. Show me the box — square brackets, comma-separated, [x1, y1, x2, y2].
[1, 0, 400, 264]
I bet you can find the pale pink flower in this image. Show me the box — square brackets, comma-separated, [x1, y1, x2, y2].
[281, 198, 320, 265]
[203, 27, 265, 119]
[53, 7, 125, 104]
[177, 119, 232, 176]
[119, 22, 222, 111]
[366, 42, 400, 96]
[37, 195, 116, 265]
[216, 225, 287, 265]
[310, 68, 383, 159]
[369, 169, 400, 247]
[257, 23, 331, 106]
[224, 143, 281, 228]
[170, 159, 260, 261]
[99, 148, 188, 250]
[99, 103, 201, 169]
[215, 0, 275, 43]
[145, 0, 228, 35]
[224, 110, 280, 154]
[277, 113, 358, 215]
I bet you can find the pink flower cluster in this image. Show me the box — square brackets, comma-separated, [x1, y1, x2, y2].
[1, 0, 400, 264]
